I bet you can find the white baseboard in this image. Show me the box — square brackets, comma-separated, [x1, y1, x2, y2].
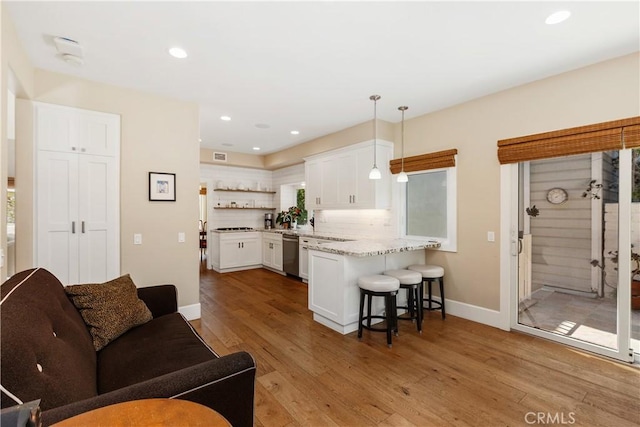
[430, 296, 504, 330]
[179, 303, 201, 320]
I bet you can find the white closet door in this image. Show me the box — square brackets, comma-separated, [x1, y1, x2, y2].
[37, 151, 79, 284]
[35, 102, 120, 285]
[77, 155, 119, 283]
[78, 110, 120, 156]
[35, 104, 79, 153]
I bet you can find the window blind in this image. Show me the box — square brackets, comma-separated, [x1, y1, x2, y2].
[623, 124, 640, 148]
[497, 117, 640, 164]
[389, 149, 457, 174]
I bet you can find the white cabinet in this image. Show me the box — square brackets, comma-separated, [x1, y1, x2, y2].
[304, 140, 393, 210]
[305, 160, 322, 210]
[262, 233, 283, 272]
[35, 103, 120, 285]
[299, 237, 333, 281]
[308, 249, 425, 334]
[214, 232, 262, 271]
[35, 103, 119, 156]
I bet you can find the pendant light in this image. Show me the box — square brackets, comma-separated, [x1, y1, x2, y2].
[368, 94, 382, 180]
[397, 106, 408, 183]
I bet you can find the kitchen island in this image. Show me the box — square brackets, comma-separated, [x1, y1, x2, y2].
[307, 238, 441, 334]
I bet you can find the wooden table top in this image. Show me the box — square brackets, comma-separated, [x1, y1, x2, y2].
[51, 399, 231, 427]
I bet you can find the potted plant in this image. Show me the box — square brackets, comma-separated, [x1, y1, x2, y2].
[593, 246, 640, 309]
[276, 210, 292, 229]
[610, 247, 640, 310]
[276, 206, 305, 229]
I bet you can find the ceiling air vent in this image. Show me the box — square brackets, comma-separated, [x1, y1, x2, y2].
[213, 152, 227, 162]
[53, 36, 84, 66]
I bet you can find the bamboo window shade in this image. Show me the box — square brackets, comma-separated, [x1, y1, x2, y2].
[497, 116, 640, 164]
[389, 149, 457, 174]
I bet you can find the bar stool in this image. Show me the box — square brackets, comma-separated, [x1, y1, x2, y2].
[357, 275, 400, 348]
[408, 264, 446, 319]
[383, 269, 423, 333]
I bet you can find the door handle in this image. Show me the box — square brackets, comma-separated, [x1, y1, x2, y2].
[241, 242, 244, 248]
[72, 221, 76, 234]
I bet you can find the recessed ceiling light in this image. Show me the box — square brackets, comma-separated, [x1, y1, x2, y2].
[253, 147, 261, 151]
[255, 123, 270, 129]
[290, 130, 300, 135]
[545, 10, 571, 25]
[168, 47, 188, 59]
[220, 116, 231, 121]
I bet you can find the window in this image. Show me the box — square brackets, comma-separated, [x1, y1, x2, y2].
[401, 166, 457, 252]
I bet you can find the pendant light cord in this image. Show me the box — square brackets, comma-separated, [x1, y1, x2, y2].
[370, 95, 380, 167]
[401, 108, 405, 171]
[399, 106, 408, 173]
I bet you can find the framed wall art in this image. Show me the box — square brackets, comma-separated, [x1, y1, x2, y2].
[149, 172, 176, 201]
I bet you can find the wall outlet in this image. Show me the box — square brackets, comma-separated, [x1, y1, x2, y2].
[134, 234, 142, 245]
[487, 231, 495, 242]
[178, 232, 185, 243]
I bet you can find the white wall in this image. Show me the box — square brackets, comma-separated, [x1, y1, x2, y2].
[18, 70, 201, 313]
[273, 163, 305, 212]
[200, 164, 274, 230]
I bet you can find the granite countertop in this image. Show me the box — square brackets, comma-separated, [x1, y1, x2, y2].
[210, 229, 261, 234]
[210, 228, 441, 256]
[260, 228, 352, 242]
[305, 238, 441, 257]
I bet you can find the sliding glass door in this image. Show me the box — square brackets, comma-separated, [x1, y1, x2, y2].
[509, 148, 636, 362]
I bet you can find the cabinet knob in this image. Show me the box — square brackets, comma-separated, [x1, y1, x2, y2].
[81, 148, 86, 153]
[71, 146, 77, 151]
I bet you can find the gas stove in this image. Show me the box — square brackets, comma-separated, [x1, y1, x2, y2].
[215, 227, 255, 231]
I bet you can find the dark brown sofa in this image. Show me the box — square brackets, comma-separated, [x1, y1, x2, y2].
[0, 268, 256, 426]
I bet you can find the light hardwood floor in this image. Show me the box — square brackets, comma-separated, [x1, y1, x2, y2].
[192, 266, 640, 427]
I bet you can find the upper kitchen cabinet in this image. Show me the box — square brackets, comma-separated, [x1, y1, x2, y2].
[304, 140, 393, 210]
[35, 102, 120, 157]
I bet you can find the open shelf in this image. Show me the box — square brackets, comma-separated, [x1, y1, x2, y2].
[214, 189, 276, 194]
[214, 207, 276, 210]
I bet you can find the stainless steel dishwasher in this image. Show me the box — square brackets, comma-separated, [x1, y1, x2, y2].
[282, 234, 299, 277]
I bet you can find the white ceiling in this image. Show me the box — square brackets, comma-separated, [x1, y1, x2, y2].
[6, 1, 639, 154]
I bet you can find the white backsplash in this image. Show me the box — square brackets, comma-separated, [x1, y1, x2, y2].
[200, 163, 307, 230]
[201, 164, 274, 230]
[201, 162, 400, 237]
[314, 209, 398, 239]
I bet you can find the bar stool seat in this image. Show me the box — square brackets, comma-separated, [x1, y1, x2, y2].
[408, 264, 446, 319]
[383, 269, 423, 333]
[357, 275, 400, 348]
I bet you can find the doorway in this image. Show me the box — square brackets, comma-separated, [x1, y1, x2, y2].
[506, 149, 637, 362]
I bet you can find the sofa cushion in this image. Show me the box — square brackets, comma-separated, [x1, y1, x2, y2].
[1, 268, 98, 411]
[97, 313, 218, 394]
[65, 274, 153, 351]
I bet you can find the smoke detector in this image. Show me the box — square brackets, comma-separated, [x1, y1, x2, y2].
[53, 36, 84, 66]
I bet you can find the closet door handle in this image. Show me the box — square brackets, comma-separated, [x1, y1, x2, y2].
[82, 221, 86, 234]
[72, 221, 76, 234]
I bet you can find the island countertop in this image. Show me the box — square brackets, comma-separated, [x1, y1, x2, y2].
[306, 238, 440, 257]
